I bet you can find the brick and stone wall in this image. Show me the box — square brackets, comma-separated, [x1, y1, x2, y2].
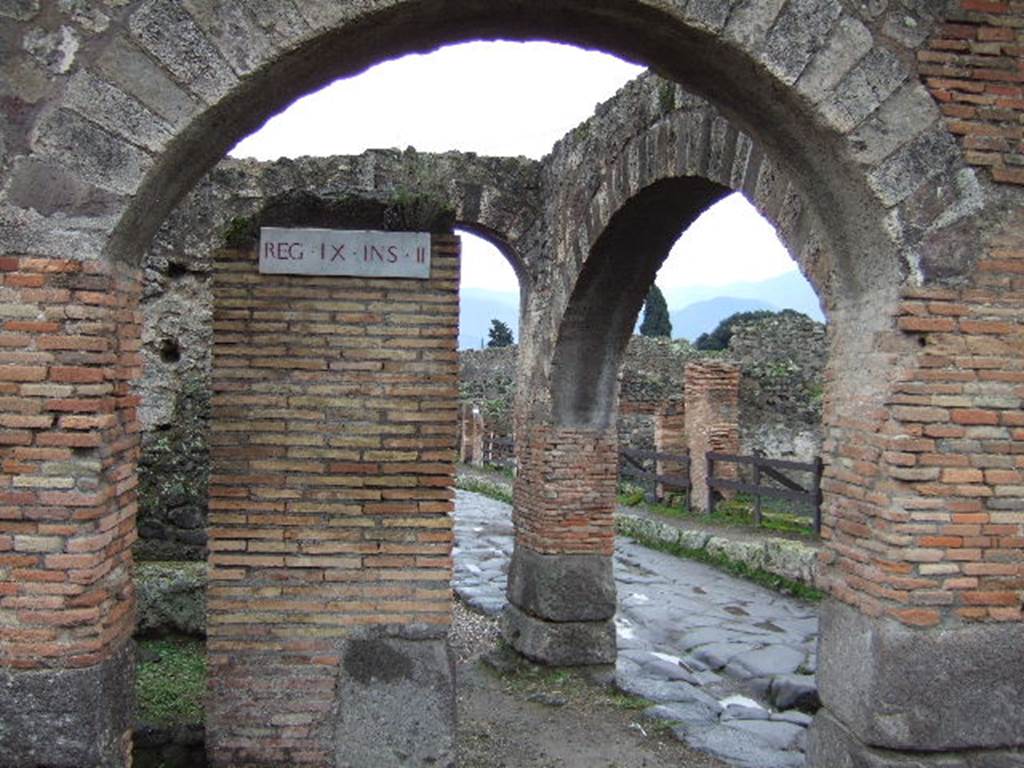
[0, 257, 141, 765]
[205, 220, 459, 765]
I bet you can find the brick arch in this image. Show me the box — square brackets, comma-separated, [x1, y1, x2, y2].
[2, 2, 1022, 767]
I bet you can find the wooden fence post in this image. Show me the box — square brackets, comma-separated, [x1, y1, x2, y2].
[706, 453, 716, 515]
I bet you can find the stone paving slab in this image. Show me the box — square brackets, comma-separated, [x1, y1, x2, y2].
[453, 489, 819, 767]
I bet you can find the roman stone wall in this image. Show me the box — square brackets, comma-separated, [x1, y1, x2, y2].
[460, 315, 827, 463]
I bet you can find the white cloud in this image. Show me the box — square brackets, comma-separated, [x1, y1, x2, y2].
[230, 41, 644, 161]
[657, 193, 796, 290]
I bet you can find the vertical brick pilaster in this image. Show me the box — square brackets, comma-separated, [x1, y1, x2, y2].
[684, 361, 741, 512]
[654, 406, 687, 500]
[205, 233, 459, 766]
[0, 256, 140, 765]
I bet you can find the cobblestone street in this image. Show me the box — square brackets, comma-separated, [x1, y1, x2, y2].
[454, 489, 820, 768]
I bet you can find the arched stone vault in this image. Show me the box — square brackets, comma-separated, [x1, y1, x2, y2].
[1, 2, 1022, 767]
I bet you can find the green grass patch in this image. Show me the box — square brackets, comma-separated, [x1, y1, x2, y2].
[620, 486, 816, 539]
[620, 522, 824, 603]
[456, 476, 513, 505]
[136, 638, 206, 726]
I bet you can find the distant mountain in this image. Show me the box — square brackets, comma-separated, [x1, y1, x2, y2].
[670, 297, 778, 342]
[459, 287, 519, 349]
[663, 270, 824, 324]
[459, 269, 823, 348]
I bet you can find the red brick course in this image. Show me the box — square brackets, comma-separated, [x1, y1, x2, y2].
[513, 424, 618, 556]
[0, 258, 140, 669]
[922, 1, 1024, 185]
[819, 208, 1024, 627]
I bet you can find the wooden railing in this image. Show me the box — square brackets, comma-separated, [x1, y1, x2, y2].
[482, 433, 515, 471]
[706, 452, 823, 534]
[619, 448, 691, 507]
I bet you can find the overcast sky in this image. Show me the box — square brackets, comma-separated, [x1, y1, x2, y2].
[231, 41, 796, 298]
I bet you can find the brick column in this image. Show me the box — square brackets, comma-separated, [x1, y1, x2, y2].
[502, 423, 618, 665]
[654, 405, 687, 501]
[458, 403, 471, 462]
[684, 361, 741, 512]
[0, 257, 141, 767]
[206, 232, 458, 767]
[808, 209, 1024, 766]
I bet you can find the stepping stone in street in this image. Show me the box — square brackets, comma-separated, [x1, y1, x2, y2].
[692, 642, 758, 670]
[681, 723, 806, 768]
[725, 644, 806, 679]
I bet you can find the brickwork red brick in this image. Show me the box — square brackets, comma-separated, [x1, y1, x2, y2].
[513, 424, 617, 556]
[819, 208, 1024, 628]
[922, 2, 1024, 185]
[205, 235, 459, 765]
[684, 361, 741, 512]
[654, 407, 687, 500]
[0, 258, 140, 669]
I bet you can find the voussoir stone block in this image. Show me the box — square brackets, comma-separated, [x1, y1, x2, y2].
[506, 546, 616, 622]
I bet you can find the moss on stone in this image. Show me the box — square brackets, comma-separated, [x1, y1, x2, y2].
[136, 637, 206, 727]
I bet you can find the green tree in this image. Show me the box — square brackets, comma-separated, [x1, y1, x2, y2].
[639, 284, 672, 338]
[487, 319, 514, 348]
[695, 309, 776, 351]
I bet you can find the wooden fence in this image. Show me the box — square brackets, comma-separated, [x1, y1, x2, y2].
[706, 452, 823, 534]
[482, 433, 515, 471]
[619, 448, 691, 507]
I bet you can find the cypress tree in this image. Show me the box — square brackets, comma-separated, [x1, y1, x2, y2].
[639, 284, 672, 338]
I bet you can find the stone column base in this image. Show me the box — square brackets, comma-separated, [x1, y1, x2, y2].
[502, 604, 617, 665]
[0, 641, 134, 768]
[808, 710, 1024, 768]
[811, 599, 1024, 767]
[331, 635, 455, 768]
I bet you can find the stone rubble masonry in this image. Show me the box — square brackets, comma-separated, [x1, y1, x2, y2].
[922, 1, 1024, 186]
[205, 234, 459, 766]
[0, 256, 141, 765]
[684, 361, 742, 513]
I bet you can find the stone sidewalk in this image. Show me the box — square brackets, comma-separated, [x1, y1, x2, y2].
[453, 489, 820, 768]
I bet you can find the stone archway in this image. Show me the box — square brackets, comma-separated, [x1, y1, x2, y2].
[1, 2, 1021, 767]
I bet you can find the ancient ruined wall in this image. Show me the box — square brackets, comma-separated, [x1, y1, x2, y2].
[206, 218, 459, 766]
[730, 311, 827, 462]
[459, 321, 826, 460]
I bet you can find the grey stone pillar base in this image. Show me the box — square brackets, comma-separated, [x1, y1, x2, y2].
[506, 546, 616, 622]
[812, 599, 1024, 765]
[333, 635, 455, 768]
[0, 640, 134, 768]
[502, 603, 617, 666]
[807, 710, 1024, 768]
